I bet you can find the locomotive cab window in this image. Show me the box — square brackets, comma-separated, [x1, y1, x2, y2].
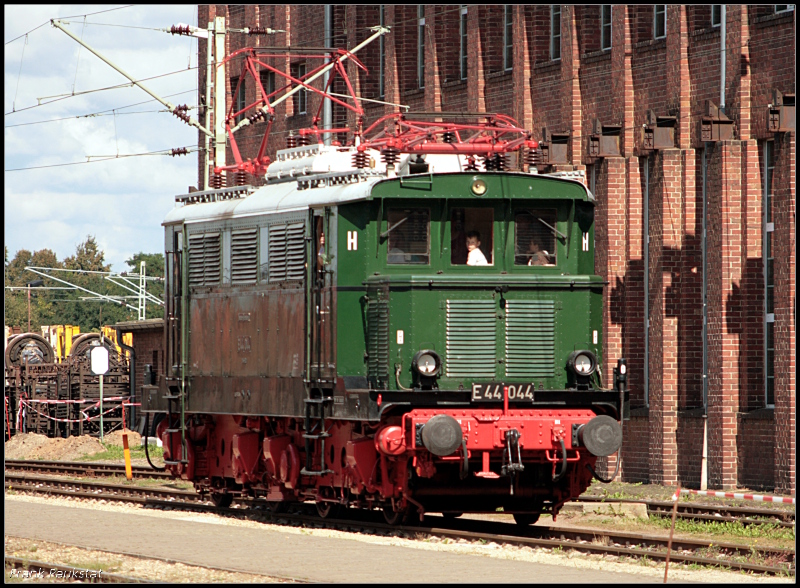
[450, 207, 493, 266]
[515, 210, 557, 266]
[386, 208, 430, 264]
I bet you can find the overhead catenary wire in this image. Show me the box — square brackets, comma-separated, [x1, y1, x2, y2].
[4, 5, 134, 45]
[5, 146, 202, 173]
[5, 67, 199, 116]
[12, 34, 28, 112]
[5, 91, 197, 129]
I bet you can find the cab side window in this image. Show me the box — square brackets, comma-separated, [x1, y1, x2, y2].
[386, 208, 430, 264]
[515, 210, 557, 266]
[450, 207, 493, 266]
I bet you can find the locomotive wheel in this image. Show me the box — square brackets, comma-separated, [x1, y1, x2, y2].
[383, 505, 420, 525]
[512, 512, 541, 526]
[210, 492, 233, 508]
[315, 501, 341, 519]
[382, 507, 406, 525]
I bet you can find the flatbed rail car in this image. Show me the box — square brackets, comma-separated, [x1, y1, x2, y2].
[146, 145, 628, 524]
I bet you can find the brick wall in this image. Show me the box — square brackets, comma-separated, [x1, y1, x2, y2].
[125, 327, 164, 400]
[196, 5, 795, 493]
[737, 411, 775, 490]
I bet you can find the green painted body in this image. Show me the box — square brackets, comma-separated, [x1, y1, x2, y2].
[334, 172, 604, 392]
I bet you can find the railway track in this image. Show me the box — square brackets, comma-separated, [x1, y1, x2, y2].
[6, 459, 793, 528]
[5, 472, 794, 576]
[577, 495, 795, 528]
[4, 459, 172, 479]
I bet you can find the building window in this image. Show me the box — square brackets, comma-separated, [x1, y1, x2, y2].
[711, 5, 721, 27]
[418, 6, 425, 89]
[654, 5, 666, 39]
[379, 5, 385, 98]
[291, 62, 306, 115]
[763, 141, 775, 407]
[601, 5, 612, 50]
[460, 6, 468, 80]
[232, 76, 246, 124]
[504, 6, 513, 71]
[551, 5, 561, 61]
[774, 5, 794, 13]
[259, 70, 275, 104]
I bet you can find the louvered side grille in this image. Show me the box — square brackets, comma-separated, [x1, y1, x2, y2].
[285, 222, 306, 280]
[231, 228, 258, 285]
[269, 222, 305, 282]
[268, 225, 287, 282]
[366, 298, 389, 385]
[188, 234, 205, 286]
[446, 300, 496, 378]
[505, 300, 555, 377]
[188, 233, 220, 287]
[203, 234, 221, 284]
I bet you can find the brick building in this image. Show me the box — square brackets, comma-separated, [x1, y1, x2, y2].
[196, 5, 795, 493]
[115, 319, 165, 429]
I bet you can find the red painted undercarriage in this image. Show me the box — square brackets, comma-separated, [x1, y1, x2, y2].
[157, 408, 603, 522]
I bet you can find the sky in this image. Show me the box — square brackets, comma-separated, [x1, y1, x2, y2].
[5, 5, 201, 273]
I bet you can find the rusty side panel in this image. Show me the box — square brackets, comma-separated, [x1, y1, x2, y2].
[186, 376, 306, 417]
[188, 285, 306, 416]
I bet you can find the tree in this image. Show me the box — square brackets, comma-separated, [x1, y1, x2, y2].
[4, 247, 62, 332]
[58, 236, 136, 331]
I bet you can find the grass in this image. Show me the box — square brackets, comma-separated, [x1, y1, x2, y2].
[648, 515, 795, 541]
[65, 560, 122, 573]
[79, 443, 163, 462]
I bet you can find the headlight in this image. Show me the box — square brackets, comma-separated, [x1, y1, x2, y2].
[567, 350, 597, 376]
[412, 350, 441, 377]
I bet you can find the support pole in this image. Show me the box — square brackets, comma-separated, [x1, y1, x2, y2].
[99, 373, 104, 442]
[214, 16, 227, 173]
[204, 20, 213, 189]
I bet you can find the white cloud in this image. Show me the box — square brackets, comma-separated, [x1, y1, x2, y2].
[4, 5, 200, 271]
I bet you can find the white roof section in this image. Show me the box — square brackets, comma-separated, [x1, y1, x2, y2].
[163, 176, 382, 225]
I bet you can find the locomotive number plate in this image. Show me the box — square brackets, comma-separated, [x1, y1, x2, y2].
[471, 383, 535, 402]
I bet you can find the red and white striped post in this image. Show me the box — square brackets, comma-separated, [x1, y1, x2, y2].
[664, 485, 680, 583]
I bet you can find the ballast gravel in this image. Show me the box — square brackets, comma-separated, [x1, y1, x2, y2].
[4, 493, 791, 584]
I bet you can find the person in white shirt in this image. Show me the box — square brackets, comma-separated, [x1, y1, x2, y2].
[466, 231, 489, 266]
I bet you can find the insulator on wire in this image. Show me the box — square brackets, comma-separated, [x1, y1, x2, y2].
[248, 110, 267, 125]
[381, 147, 400, 166]
[285, 134, 298, 149]
[170, 25, 192, 36]
[464, 156, 479, 171]
[442, 131, 456, 144]
[247, 26, 274, 35]
[525, 147, 542, 167]
[169, 148, 189, 157]
[172, 108, 191, 124]
[497, 153, 508, 171]
[210, 173, 223, 189]
[352, 151, 368, 169]
[235, 170, 248, 186]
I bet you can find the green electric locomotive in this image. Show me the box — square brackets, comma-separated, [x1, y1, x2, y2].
[148, 117, 628, 524]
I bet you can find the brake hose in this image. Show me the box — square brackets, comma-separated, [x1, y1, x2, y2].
[552, 438, 567, 482]
[144, 413, 166, 472]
